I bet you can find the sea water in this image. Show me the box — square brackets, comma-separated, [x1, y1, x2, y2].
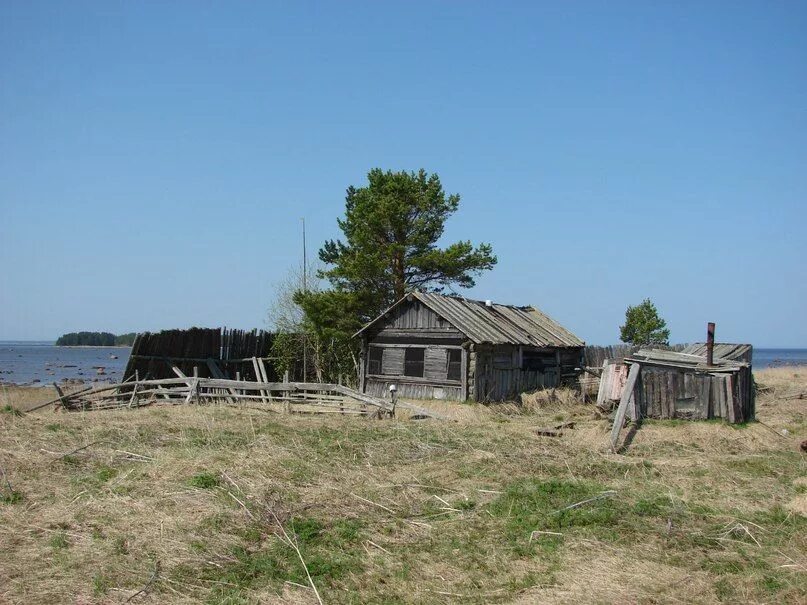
[0, 342, 130, 386]
[0, 342, 804, 386]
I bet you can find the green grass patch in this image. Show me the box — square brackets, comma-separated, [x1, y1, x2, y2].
[1, 490, 23, 504]
[189, 471, 220, 489]
[489, 478, 619, 542]
[50, 532, 69, 550]
[1, 404, 22, 416]
[176, 514, 367, 603]
[92, 573, 110, 596]
[96, 465, 118, 483]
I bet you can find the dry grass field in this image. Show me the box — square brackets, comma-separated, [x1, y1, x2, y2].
[1, 369, 805, 604]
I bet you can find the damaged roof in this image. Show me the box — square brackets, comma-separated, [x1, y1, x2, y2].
[355, 291, 585, 348]
[626, 348, 749, 370]
[680, 342, 752, 363]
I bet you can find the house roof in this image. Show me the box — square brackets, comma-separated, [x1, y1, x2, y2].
[355, 291, 585, 348]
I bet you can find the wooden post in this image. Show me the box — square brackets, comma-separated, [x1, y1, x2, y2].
[610, 362, 641, 452]
[53, 382, 67, 410]
[283, 370, 290, 414]
[358, 339, 366, 393]
[461, 346, 468, 401]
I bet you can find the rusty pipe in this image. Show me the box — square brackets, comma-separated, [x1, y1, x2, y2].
[706, 322, 715, 366]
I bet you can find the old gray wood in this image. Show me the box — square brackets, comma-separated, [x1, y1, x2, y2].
[610, 362, 641, 451]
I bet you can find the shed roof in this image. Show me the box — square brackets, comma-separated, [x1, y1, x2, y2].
[626, 348, 749, 371]
[355, 292, 584, 348]
[680, 343, 752, 363]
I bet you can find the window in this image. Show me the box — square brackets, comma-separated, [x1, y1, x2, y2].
[368, 347, 383, 375]
[522, 349, 555, 371]
[404, 347, 425, 377]
[447, 349, 462, 381]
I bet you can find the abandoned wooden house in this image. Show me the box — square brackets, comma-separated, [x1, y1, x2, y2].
[354, 292, 585, 402]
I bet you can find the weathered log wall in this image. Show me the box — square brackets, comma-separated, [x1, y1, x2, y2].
[597, 359, 754, 423]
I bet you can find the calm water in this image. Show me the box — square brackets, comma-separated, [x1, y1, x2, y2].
[0, 342, 804, 386]
[0, 342, 130, 386]
[754, 348, 807, 369]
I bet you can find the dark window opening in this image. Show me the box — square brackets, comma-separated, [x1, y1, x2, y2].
[447, 349, 462, 381]
[522, 349, 556, 371]
[368, 347, 383, 375]
[404, 347, 425, 377]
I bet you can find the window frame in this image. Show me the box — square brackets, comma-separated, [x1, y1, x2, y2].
[367, 346, 383, 375]
[403, 347, 425, 378]
[446, 348, 462, 381]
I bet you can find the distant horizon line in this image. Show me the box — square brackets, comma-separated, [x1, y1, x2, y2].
[1, 339, 806, 351]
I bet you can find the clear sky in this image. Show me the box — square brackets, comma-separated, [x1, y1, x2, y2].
[1, 1, 805, 346]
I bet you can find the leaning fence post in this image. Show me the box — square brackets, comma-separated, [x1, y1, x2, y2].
[283, 370, 290, 414]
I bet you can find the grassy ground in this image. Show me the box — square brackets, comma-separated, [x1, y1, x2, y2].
[1, 369, 805, 604]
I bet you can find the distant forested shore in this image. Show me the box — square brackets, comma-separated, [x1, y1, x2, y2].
[55, 332, 137, 346]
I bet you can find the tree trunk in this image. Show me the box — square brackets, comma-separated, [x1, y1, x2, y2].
[392, 250, 406, 300]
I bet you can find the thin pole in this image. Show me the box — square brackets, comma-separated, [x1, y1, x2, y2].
[302, 218, 307, 382]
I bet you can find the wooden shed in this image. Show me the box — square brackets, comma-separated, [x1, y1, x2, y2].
[354, 292, 585, 402]
[598, 345, 754, 423]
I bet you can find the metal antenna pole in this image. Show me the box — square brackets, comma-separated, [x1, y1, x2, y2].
[302, 218, 307, 381]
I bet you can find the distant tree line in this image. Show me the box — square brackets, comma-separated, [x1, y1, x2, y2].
[55, 332, 137, 346]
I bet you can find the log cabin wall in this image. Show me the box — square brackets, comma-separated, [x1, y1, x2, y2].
[358, 293, 586, 403]
[472, 344, 583, 402]
[363, 300, 467, 400]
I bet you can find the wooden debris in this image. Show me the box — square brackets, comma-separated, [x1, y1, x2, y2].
[555, 490, 617, 513]
[125, 560, 160, 603]
[534, 420, 577, 437]
[44, 377, 454, 420]
[529, 530, 564, 542]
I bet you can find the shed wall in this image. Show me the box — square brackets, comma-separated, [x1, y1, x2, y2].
[634, 364, 754, 422]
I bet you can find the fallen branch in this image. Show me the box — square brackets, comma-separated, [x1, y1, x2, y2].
[125, 560, 160, 602]
[114, 450, 155, 461]
[26, 385, 94, 412]
[351, 492, 396, 514]
[555, 490, 617, 513]
[221, 488, 257, 521]
[755, 420, 790, 440]
[529, 530, 564, 542]
[55, 440, 107, 461]
[266, 508, 323, 605]
[366, 540, 392, 555]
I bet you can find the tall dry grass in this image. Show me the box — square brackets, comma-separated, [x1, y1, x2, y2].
[0, 368, 804, 604]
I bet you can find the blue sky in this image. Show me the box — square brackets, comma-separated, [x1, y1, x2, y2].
[1, 1, 805, 346]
